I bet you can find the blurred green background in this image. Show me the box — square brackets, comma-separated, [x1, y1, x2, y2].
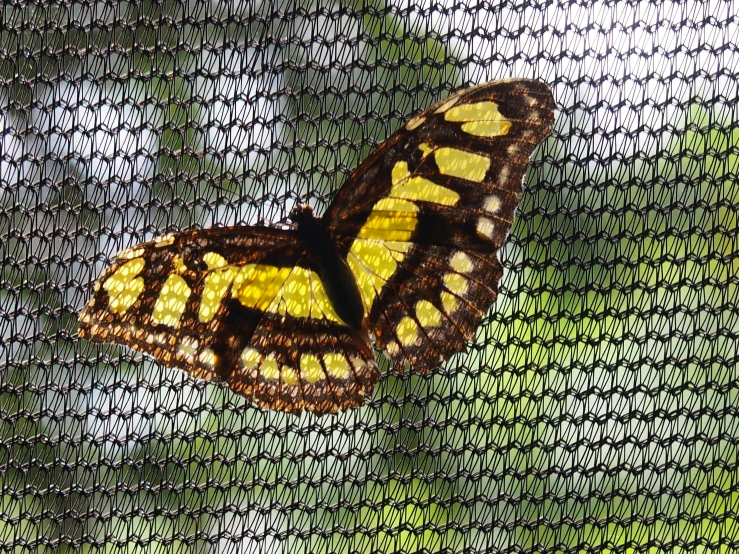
[1, 1, 737, 552]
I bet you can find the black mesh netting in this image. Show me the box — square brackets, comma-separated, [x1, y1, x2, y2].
[1, 1, 738, 552]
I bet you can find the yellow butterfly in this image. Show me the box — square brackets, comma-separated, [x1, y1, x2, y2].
[79, 79, 555, 415]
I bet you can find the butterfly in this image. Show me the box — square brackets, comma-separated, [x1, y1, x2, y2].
[78, 79, 555, 415]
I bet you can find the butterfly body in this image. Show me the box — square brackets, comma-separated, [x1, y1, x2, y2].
[290, 205, 366, 331]
[79, 79, 555, 415]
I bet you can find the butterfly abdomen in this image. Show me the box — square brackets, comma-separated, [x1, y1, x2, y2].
[292, 206, 366, 331]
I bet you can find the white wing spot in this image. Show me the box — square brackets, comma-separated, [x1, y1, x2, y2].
[443, 273, 468, 296]
[385, 340, 400, 357]
[449, 251, 474, 273]
[154, 233, 175, 248]
[476, 217, 495, 240]
[483, 195, 502, 214]
[434, 95, 460, 114]
[117, 247, 145, 260]
[406, 115, 425, 130]
[498, 166, 510, 186]
[199, 348, 216, 368]
[177, 337, 199, 362]
[241, 347, 261, 370]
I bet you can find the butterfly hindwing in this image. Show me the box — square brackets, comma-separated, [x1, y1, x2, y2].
[231, 313, 378, 414]
[78, 227, 380, 414]
[325, 79, 555, 370]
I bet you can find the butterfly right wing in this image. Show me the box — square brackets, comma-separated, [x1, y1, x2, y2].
[79, 226, 379, 415]
[324, 79, 555, 371]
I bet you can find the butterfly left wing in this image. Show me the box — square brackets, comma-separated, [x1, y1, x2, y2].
[78, 227, 379, 415]
[324, 79, 555, 370]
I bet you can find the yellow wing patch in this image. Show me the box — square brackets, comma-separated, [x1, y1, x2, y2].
[444, 100, 512, 137]
[152, 274, 191, 327]
[272, 268, 312, 317]
[415, 300, 443, 327]
[267, 266, 343, 322]
[241, 347, 261, 370]
[441, 291, 458, 314]
[324, 352, 352, 380]
[300, 353, 323, 384]
[396, 316, 420, 347]
[197, 254, 345, 324]
[348, 192, 420, 315]
[443, 272, 468, 296]
[390, 161, 460, 206]
[449, 251, 474, 273]
[103, 258, 146, 314]
[260, 353, 280, 380]
[233, 264, 292, 311]
[348, 239, 414, 315]
[200, 252, 239, 323]
[280, 365, 300, 386]
[357, 210, 418, 241]
[425, 146, 491, 183]
[198, 347, 217, 368]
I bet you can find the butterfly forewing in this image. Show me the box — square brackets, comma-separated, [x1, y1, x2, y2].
[325, 79, 555, 370]
[79, 227, 379, 414]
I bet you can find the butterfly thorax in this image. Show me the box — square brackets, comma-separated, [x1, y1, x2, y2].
[291, 205, 365, 330]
